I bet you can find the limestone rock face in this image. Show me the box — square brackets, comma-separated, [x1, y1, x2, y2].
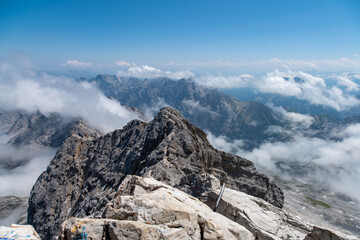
[28, 107, 283, 239]
[207, 186, 312, 240]
[58, 176, 358, 240]
[59, 175, 254, 240]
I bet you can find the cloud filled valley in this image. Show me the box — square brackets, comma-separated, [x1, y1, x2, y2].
[207, 117, 360, 204]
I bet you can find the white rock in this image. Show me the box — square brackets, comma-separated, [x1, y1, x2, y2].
[207, 186, 312, 240]
[0, 224, 41, 240]
[60, 175, 255, 240]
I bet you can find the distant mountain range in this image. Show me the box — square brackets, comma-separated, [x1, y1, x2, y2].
[222, 87, 360, 118]
[86, 75, 284, 149]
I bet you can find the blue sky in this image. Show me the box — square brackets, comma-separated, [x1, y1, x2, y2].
[1, 0, 360, 73]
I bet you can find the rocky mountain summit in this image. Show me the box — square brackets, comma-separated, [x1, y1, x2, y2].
[28, 107, 284, 239]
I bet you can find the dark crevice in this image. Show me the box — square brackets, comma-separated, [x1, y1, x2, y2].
[199, 222, 204, 240]
[104, 223, 111, 240]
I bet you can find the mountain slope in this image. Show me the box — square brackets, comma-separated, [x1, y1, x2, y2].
[88, 75, 282, 149]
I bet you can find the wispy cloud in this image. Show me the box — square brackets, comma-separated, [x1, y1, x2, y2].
[336, 74, 359, 92]
[269, 104, 314, 128]
[165, 57, 360, 72]
[114, 60, 134, 67]
[0, 146, 56, 196]
[195, 74, 254, 88]
[117, 65, 195, 79]
[181, 99, 219, 117]
[62, 59, 92, 67]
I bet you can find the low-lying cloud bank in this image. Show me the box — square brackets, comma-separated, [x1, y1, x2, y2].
[207, 120, 360, 203]
[0, 59, 140, 133]
[0, 146, 56, 196]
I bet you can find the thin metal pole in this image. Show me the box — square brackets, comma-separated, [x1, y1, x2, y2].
[213, 183, 225, 212]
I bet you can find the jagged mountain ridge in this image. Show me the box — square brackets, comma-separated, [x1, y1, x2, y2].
[28, 107, 284, 239]
[0, 111, 101, 169]
[87, 75, 283, 149]
[0, 111, 96, 149]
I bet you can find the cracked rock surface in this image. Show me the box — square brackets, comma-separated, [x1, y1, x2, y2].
[59, 175, 254, 240]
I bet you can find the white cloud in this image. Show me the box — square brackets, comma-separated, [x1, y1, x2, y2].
[182, 99, 219, 117]
[62, 60, 92, 67]
[0, 59, 140, 133]
[195, 74, 254, 88]
[353, 74, 360, 80]
[257, 70, 360, 111]
[117, 65, 195, 79]
[206, 131, 244, 154]
[256, 70, 303, 96]
[143, 98, 170, 120]
[0, 147, 56, 196]
[269, 105, 314, 128]
[166, 57, 360, 72]
[336, 75, 359, 92]
[114, 60, 133, 67]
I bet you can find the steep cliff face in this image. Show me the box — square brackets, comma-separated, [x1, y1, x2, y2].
[28, 107, 284, 239]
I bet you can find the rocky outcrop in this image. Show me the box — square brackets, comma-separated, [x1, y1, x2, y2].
[0, 111, 83, 149]
[59, 175, 254, 240]
[0, 224, 40, 240]
[0, 110, 102, 170]
[28, 107, 284, 239]
[207, 182, 312, 240]
[57, 176, 357, 240]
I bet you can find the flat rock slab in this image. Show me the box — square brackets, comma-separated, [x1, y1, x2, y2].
[207, 186, 358, 240]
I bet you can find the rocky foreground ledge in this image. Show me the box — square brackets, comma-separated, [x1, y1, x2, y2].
[3, 175, 356, 239]
[58, 175, 356, 240]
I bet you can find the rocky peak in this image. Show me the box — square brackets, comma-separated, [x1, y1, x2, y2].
[28, 107, 284, 239]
